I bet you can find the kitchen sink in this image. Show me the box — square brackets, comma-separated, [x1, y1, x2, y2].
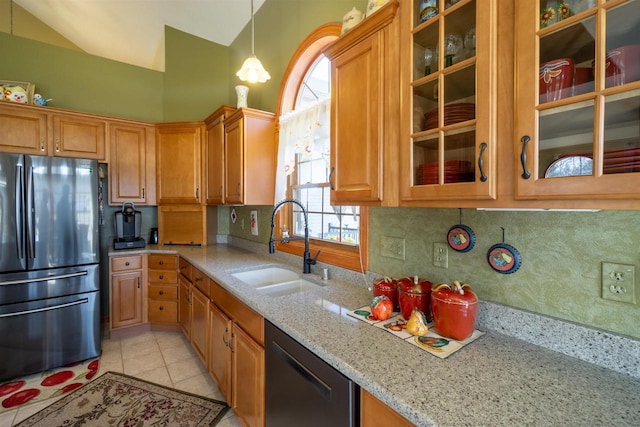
[231, 267, 324, 297]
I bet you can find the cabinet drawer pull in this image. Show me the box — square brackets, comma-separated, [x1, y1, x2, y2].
[159, 260, 164, 265]
[520, 135, 531, 179]
[137, 277, 140, 289]
[125, 261, 130, 266]
[142, 187, 145, 198]
[159, 305, 164, 311]
[159, 275, 164, 280]
[159, 290, 164, 295]
[196, 187, 199, 199]
[478, 142, 488, 182]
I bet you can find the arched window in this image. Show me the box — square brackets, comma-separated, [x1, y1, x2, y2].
[275, 23, 368, 272]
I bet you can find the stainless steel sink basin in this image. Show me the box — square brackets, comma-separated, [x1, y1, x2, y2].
[231, 267, 323, 296]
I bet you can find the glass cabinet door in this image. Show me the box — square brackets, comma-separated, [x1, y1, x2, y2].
[516, 0, 640, 199]
[401, 0, 497, 202]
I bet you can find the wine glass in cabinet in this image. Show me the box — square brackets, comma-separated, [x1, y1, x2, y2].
[400, 0, 497, 203]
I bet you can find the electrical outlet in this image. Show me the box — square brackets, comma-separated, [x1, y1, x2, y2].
[433, 243, 448, 268]
[381, 236, 405, 260]
[601, 262, 636, 304]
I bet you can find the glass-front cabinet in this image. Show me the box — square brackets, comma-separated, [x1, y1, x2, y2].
[516, 0, 640, 199]
[400, 0, 497, 202]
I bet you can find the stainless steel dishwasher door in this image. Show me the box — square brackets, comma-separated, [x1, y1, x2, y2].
[265, 320, 359, 427]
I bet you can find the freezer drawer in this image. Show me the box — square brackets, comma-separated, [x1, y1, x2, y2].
[0, 290, 101, 382]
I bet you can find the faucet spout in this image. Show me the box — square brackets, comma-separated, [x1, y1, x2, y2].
[269, 199, 319, 274]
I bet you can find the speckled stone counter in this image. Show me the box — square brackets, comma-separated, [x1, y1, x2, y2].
[109, 244, 640, 426]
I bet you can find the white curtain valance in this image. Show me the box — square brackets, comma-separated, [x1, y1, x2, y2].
[274, 98, 331, 204]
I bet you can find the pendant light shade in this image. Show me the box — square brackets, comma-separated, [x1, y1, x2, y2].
[236, 0, 270, 83]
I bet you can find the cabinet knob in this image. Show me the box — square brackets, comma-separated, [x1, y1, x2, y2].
[159, 261, 164, 265]
[159, 306, 164, 311]
[159, 275, 164, 280]
[195, 277, 202, 282]
[125, 261, 130, 266]
[159, 290, 164, 295]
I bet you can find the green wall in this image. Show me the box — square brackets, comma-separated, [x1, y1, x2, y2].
[163, 27, 231, 121]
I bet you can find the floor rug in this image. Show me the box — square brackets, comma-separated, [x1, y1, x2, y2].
[0, 357, 100, 412]
[14, 371, 230, 427]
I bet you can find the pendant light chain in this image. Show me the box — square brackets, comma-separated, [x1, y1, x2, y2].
[251, 0, 255, 55]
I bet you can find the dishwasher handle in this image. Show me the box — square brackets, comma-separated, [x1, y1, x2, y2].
[271, 341, 332, 401]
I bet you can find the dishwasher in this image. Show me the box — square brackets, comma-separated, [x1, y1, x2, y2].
[265, 320, 359, 427]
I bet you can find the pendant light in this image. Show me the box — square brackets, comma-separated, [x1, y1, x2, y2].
[236, 0, 271, 83]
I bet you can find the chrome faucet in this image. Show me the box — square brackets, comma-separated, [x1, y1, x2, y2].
[269, 199, 320, 274]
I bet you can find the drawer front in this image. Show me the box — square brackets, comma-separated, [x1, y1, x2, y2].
[148, 284, 178, 300]
[178, 257, 193, 282]
[148, 300, 178, 323]
[193, 269, 210, 296]
[148, 254, 177, 270]
[111, 255, 143, 272]
[210, 280, 263, 345]
[148, 269, 178, 284]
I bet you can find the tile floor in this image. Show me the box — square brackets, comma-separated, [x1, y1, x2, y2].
[0, 330, 243, 427]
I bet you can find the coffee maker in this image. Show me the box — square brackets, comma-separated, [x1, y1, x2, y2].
[113, 202, 146, 250]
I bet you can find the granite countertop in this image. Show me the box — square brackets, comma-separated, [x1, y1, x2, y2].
[111, 244, 640, 426]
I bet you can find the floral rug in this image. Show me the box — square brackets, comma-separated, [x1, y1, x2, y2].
[14, 371, 230, 427]
[0, 357, 100, 412]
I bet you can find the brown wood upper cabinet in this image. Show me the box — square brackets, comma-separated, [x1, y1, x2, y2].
[156, 122, 204, 204]
[109, 122, 156, 205]
[398, 0, 497, 204]
[323, 0, 400, 206]
[0, 103, 48, 155]
[52, 113, 106, 160]
[223, 108, 276, 205]
[204, 105, 236, 205]
[515, 0, 640, 201]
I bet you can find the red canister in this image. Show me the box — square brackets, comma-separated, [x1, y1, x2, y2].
[431, 282, 478, 340]
[397, 276, 433, 321]
[372, 277, 398, 310]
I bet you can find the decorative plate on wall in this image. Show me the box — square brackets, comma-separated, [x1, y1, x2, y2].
[447, 224, 475, 253]
[487, 243, 521, 274]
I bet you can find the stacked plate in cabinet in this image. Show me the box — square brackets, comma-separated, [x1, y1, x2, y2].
[423, 102, 475, 131]
[417, 160, 474, 185]
[544, 147, 640, 177]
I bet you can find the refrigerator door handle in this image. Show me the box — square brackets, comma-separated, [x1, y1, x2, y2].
[26, 166, 36, 259]
[0, 298, 89, 319]
[0, 270, 88, 287]
[15, 165, 25, 260]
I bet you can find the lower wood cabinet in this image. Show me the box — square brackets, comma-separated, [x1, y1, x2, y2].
[208, 280, 264, 427]
[190, 284, 209, 364]
[109, 254, 144, 330]
[179, 275, 191, 339]
[361, 389, 414, 427]
[147, 254, 178, 324]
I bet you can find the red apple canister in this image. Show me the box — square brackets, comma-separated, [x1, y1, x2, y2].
[397, 276, 433, 321]
[431, 281, 478, 340]
[372, 277, 398, 310]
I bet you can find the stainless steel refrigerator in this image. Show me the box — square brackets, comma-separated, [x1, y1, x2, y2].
[0, 154, 101, 382]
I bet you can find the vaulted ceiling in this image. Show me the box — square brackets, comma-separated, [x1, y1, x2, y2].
[14, 0, 266, 71]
